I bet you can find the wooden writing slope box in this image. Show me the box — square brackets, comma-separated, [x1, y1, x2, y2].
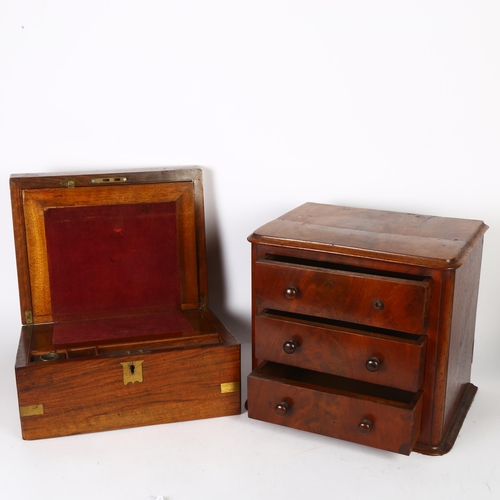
[11, 168, 240, 440]
[247, 203, 487, 455]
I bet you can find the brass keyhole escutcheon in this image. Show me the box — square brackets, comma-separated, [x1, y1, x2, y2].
[120, 360, 144, 385]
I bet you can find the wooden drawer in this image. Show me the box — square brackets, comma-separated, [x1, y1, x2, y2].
[248, 362, 423, 455]
[254, 258, 430, 335]
[254, 312, 427, 392]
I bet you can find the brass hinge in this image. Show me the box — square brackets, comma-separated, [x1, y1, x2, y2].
[199, 295, 207, 311]
[24, 311, 33, 324]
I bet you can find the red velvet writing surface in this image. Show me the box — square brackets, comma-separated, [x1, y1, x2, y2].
[44, 202, 192, 344]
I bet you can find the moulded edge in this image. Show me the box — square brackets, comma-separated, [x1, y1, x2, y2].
[412, 383, 478, 456]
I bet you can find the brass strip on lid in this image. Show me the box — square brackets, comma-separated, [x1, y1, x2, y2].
[91, 177, 128, 184]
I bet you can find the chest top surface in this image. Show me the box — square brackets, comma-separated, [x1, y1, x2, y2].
[248, 203, 488, 269]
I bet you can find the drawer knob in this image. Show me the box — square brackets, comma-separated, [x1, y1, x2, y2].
[283, 340, 299, 354]
[358, 418, 373, 434]
[275, 401, 290, 416]
[372, 299, 385, 311]
[284, 286, 299, 299]
[366, 357, 382, 372]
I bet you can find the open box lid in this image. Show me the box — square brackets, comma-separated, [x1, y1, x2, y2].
[10, 168, 209, 338]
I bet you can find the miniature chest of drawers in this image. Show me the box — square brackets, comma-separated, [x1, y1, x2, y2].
[247, 203, 487, 455]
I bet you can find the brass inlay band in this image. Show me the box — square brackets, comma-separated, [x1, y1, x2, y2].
[220, 381, 240, 394]
[20, 404, 44, 417]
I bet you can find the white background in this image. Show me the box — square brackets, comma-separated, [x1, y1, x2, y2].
[1, 1, 499, 499]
